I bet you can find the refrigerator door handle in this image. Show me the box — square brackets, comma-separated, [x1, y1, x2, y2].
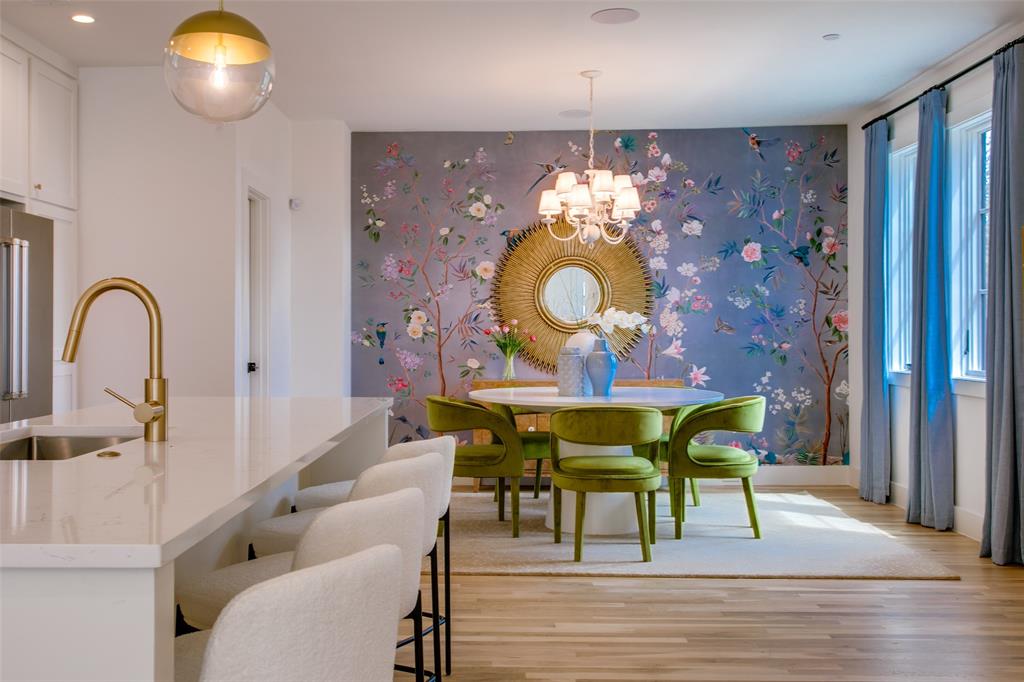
[18, 239, 28, 399]
[1, 237, 28, 400]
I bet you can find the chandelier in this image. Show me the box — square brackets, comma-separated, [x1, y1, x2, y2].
[537, 71, 641, 245]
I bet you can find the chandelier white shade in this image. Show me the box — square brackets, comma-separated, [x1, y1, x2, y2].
[538, 71, 639, 245]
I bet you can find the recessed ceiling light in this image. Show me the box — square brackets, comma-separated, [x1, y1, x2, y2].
[71, 14, 95, 24]
[822, 33, 841, 41]
[591, 8, 640, 25]
[558, 109, 590, 119]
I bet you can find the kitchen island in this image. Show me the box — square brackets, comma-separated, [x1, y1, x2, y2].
[0, 396, 391, 682]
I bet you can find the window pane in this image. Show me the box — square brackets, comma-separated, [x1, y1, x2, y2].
[981, 129, 991, 210]
[980, 209, 989, 290]
[886, 145, 916, 373]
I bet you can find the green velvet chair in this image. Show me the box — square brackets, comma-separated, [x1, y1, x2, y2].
[548, 406, 664, 562]
[665, 396, 766, 540]
[509, 406, 551, 499]
[426, 395, 526, 537]
[659, 406, 702, 516]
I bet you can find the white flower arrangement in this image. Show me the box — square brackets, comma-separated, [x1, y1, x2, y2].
[586, 307, 649, 336]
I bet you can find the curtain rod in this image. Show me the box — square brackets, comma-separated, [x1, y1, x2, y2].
[861, 34, 1023, 130]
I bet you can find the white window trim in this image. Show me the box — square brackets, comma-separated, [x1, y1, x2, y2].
[948, 110, 991, 381]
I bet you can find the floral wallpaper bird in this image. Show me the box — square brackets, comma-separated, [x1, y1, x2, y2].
[351, 126, 849, 465]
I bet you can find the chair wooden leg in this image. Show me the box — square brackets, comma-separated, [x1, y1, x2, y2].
[497, 477, 505, 521]
[674, 479, 684, 539]
[573, 492, 586, 562]
[669, 478, 678, 518]
[742, 477, 761, 539]
[634, 492, 651, 562]
[511, 478, 520, 538]
[553, 485, 562, 544]
[533, 460, 542, 499]
[647, 490, 657, 545]
[690, 478, 701, 507]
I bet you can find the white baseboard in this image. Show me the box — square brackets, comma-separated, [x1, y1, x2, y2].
[953, 506, 984, 542]
[890, 481, 908, 509]
[883, 482, 982, 542]
[751, 465, 851, 486]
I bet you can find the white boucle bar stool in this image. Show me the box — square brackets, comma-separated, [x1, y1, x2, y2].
[251, 439, 456, 676]
[293, 436, 456, 511]
[175, 544, 403, 682]
[247, 451, 446, 680]
[177, 477, 436, 680]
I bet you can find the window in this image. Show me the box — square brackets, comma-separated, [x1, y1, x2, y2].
[949, 112, 992, 378]
[886, 143, 917, 374]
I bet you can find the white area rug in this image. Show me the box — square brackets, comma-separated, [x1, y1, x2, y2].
[444, 490, 958, 579]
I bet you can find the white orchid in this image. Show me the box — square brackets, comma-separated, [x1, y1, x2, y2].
[586, 307, 648, 336]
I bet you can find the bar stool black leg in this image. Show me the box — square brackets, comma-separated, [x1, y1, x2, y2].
[430, 546, 443, 679]
[443, 508, 451, 675]
[413, 594, 425, 682]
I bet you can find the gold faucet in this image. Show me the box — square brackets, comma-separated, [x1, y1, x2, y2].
[62, 277, 168, 442]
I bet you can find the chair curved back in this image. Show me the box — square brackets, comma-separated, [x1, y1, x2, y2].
[384, 435, 456, 517]
[349, 452, 444, 556]
[201, 545, 401, 682]
[292, 488, 424, 618]
[549, 406, 663, 468]
[668, 396, 766, 473]
[425, 395, 524, 470]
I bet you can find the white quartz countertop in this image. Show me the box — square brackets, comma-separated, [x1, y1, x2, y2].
[0, 397, 391, 568]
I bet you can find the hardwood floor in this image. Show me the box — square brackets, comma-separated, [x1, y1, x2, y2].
[398, 486, 1024, 681]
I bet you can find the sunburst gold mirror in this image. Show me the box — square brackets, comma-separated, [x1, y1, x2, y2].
[491, 218, 653, 373]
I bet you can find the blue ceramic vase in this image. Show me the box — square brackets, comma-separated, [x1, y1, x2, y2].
[585, 337, 618, 397]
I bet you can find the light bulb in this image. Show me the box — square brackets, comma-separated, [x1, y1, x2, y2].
[210, 43, 228, 89]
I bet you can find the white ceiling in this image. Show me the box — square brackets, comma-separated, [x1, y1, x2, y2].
[4, 1, 1023, 130]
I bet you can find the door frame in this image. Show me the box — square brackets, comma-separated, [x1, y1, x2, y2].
[236, 176, 271, 398]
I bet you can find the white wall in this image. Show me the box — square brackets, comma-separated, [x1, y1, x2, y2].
[846, 20, 1024, 541]
[76, 66, 292, 406]
[234, 102, 293, 397]
[290, 120, 352, 396]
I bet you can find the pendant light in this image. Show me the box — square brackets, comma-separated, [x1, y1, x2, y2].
[164, 0, 274, 123]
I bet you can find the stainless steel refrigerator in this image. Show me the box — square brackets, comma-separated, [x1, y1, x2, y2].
[1, 206, 52, 423]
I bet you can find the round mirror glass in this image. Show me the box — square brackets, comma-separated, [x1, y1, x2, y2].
[542, 266, 602, 325]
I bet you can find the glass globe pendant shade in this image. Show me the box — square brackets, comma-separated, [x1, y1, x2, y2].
[164, 8, 274, 123]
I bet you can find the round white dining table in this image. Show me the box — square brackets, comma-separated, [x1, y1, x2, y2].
[467, 386, 725, 535]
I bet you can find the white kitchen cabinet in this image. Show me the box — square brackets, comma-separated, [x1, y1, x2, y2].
[0, 37, 29, 198]
[29, 57, 77, 209]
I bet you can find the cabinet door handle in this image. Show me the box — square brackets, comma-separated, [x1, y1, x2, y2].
[33, 183, 42, 191]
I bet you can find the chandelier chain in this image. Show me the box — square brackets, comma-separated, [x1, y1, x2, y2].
[587, 76, 595, 171]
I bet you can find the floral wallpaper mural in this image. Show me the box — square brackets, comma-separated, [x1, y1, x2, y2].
[351, 125, 849, 465]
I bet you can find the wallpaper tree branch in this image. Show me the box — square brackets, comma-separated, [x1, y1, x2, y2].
[351, 126, 849, 465]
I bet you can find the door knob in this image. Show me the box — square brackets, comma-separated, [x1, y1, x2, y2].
[33, 183, 42, 191]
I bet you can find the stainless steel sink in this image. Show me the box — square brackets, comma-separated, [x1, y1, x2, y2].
[0, 435, 138, 461]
